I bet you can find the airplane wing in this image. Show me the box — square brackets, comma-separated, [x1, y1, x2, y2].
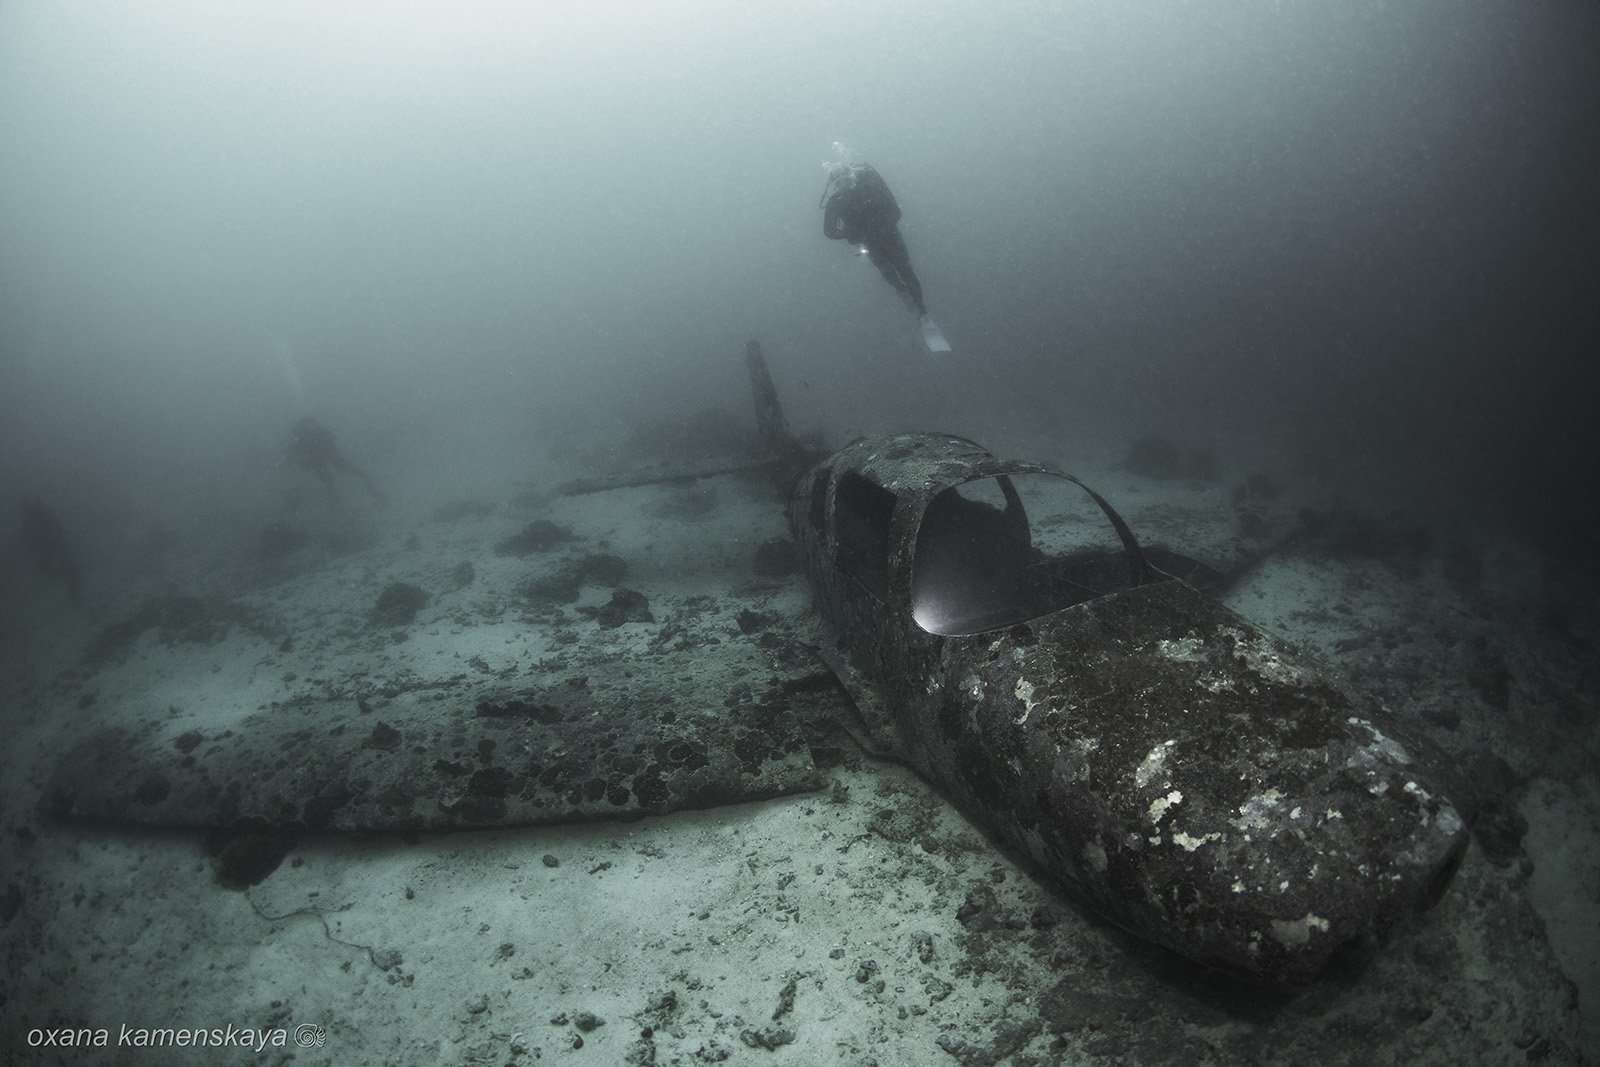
[44, 636, 845, 833]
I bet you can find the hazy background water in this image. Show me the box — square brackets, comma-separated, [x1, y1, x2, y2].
[2, 0, 1596, 576]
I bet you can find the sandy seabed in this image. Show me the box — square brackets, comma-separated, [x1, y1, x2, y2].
[2, 447, 1596, 1067]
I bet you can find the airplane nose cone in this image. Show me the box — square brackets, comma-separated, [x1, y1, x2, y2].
[936, 585, 1474, 983]
[1150, 735, 1472, 982]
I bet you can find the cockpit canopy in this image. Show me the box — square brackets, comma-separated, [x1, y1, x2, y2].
[910, 472, 1142, 636]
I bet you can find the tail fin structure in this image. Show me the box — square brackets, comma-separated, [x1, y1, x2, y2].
[558, 341, 821, 497]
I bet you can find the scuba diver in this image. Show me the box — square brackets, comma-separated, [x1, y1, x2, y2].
[284, 416, 383, 509]
[820, 155, 952, 353]
[17, 495, 82, 604]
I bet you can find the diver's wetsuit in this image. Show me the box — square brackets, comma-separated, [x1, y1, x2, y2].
[822, 164, 927, 315]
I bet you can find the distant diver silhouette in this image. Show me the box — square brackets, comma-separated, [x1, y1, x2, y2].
[18, 496, 82, 603]
[284, 417, 383, 509]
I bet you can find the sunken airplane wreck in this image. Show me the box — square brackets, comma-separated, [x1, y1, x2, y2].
[45, 342, 1467, 985]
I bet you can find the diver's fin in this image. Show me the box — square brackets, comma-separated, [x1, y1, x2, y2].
[919, 314, 952, 354]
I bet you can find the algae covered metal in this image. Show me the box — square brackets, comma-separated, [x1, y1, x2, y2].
[791, 432, 1467, 983]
